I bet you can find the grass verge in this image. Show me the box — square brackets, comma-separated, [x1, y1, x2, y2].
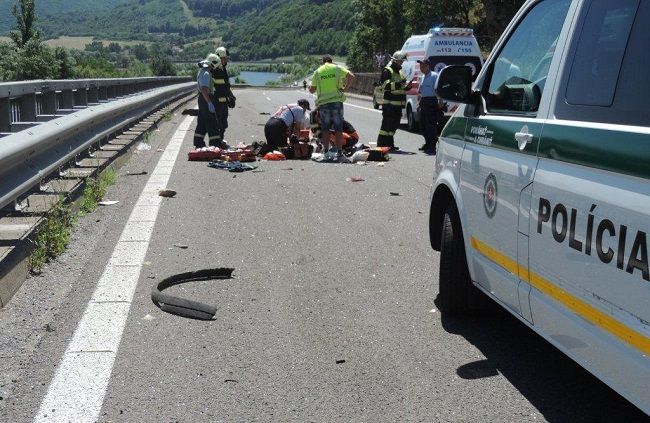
[30, 167, 117, 273]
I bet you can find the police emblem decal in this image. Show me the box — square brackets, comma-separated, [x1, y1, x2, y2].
[483, 173, 498, 218]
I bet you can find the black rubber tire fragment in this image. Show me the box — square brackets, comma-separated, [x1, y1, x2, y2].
[151, 268, 234, 320]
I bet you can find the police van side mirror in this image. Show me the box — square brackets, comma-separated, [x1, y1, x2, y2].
[435, 65, 473, 104]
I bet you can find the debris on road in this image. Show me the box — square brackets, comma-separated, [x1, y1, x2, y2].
[136, 142, 151, 151]
[142, 314, 156, 321]
[159, 189, 177, 198]
[125, 171, 148, 176]
[390, 192, 400, 196]
[173, 244, 189, 249]
[336, 360, 346, 364]
[98, 200, 119, 206]
[208, 160, 258, 172]
[151, 268, 234, 320]
[346, 176, 365, 182]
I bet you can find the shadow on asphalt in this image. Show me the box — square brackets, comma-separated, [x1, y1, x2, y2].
[435, 296, 648, 422]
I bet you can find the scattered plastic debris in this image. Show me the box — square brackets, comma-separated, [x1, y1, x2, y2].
[98, 200, 119, 206]
[159, 189, 177, 198]
[173, 244, 189, 249]
[390, 192, 400, 196]
[346, 176, 365, 182]
[136, 142, 151, 151]
[142, 314, 156, 321]
[336, 360, 346, 364]
[351, 150, 370, 163]
[126, 171, 147, 176]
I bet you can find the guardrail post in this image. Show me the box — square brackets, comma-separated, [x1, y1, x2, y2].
[19, 93, 37, 122]
[88, 86, 99, 104]
[107, 85, 117, 99]
[74, 89, 88, 107]
[41, 89, 57, 114]
[98, 86, 108, 101]
[60, 89, 74, 109]
[0, 98, 10, 132]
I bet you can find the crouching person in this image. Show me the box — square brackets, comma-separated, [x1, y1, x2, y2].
[263, 99, 310, 152]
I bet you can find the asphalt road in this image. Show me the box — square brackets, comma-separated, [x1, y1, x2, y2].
[0, 88, 647, 422]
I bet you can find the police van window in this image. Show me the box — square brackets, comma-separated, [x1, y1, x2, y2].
[485, 0, 571, 115]
[558, 0, 650, 126]
[565, 0, 638, 106]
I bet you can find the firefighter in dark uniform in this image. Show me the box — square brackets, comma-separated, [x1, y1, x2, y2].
[211, 46, 236, 143]
[193, 53, 224, 148]
[376, 50, 413, 150]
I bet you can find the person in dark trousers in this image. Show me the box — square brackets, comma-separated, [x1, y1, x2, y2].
[303, 80, 307, 90]
[193, 53, 226, 148]
[377, 51, 414, 150]
[211, 46, 235, 143]
[264, 99, 311, 151]
[416, 59, 440, 154]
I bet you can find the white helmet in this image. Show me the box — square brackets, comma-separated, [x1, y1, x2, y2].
[215, 46, 229, 59]
[391, 50, 407, 61]
[205, 53, 219, 66]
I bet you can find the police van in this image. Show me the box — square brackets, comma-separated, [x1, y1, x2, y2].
[430, 0, 649, 415]
[372, 27, 483, 131]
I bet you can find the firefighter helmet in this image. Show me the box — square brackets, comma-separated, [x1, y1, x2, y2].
[391, 50, 407, 61]
[216, 46, 229, 59]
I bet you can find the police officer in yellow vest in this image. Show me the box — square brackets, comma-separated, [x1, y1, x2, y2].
[377, 51, 414, 150]
[211, 46, 236, 143]
[309, 55, 355, 160]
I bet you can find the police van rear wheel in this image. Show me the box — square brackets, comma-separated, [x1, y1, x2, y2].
[439, 201, 480, 314]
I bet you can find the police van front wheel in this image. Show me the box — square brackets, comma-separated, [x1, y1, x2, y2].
[438, 202, 485, 314]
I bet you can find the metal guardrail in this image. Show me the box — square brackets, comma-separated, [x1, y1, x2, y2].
[0, 81, 196, 211]
[0, 77, 191, 134]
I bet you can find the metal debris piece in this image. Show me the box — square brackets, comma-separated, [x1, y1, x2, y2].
[159, 189, 177, 198]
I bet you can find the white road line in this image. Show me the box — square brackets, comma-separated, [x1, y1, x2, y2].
[33, 116, 195, 423]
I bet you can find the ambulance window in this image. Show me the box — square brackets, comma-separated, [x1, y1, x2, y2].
[566, 0, 638, 106]
[484, 0, 571, 115]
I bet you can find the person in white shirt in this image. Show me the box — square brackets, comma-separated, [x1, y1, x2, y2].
[417, 59, 440, 154]
[264, 99, 310, 150]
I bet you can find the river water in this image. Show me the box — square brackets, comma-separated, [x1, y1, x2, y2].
[230, 71, 283, 86]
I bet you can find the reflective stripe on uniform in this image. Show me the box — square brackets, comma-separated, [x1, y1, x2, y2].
[213, 79, 226, 85]
[216, 97, 228, 103]
[208, 135, 222, 140]
[194, 133, 205, 138]
[378, 130, 394, 136]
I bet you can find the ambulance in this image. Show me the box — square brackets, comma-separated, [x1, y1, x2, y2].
[430, 0, 649, 415]
[373, 27, 483, 131]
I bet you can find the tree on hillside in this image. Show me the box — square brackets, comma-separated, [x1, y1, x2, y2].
[150, 53, 176, 76]
[10, 0, 40, 48]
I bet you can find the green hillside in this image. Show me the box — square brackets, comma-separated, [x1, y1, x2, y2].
[1, 0, 353, 61]
[0, 0, 130, 33]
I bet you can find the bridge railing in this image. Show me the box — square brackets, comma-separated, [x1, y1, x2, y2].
[0, 77, 192, 135]
[0, 80, 196, 211]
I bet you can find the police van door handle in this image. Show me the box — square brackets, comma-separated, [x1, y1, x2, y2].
[515, 125, 534, 150]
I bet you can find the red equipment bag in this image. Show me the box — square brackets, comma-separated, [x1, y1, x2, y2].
[188, 148, 222, 161]
[220, 149, 256, 162]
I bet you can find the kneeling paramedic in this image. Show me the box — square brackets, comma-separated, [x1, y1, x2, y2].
[264, 99, 311, 150]
[194, 53, 225, 148]
[377, 51, 414, 150]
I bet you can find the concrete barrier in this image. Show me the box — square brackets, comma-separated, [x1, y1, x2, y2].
[348, 72, 380, 96]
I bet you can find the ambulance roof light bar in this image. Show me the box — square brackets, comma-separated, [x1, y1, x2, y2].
[428, 27, 474, 34]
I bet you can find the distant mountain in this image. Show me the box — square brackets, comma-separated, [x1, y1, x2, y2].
[0, 0, 131, 33]
[1, 0, 354, 60]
